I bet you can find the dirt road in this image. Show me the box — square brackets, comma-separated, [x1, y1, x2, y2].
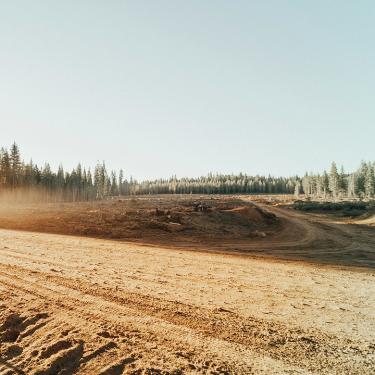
[238, 202, 375, 268]
[1, 221, 374, 374]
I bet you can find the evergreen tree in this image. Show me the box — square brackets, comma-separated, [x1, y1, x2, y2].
[364, 163, 375, 198]
[110, 171, 118, 196]
[347, 173, 358, 198]
[294, 180, 301, 198]
[118, 169, 124, 195]
[315, 174, 323, 197]
[302, 174, 311, 196]
[329, 162, 339, 199]
[0, 148, 11, 187]
[338, 166, 346, 195]
[322, 171, 329, 198]
[10, 142, 21, 188]
[357, 161, 368, 196]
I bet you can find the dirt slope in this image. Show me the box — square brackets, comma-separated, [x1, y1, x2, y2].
[0, 229, 374, 374]
[1, 195, 375, 268]
[0, 196, 281, 246]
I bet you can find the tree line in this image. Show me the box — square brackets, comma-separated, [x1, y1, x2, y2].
[0, 143, 374, 202]
[296, 161, 375, 200]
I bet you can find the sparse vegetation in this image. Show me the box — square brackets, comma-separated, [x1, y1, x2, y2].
[293, 200, 374, 217]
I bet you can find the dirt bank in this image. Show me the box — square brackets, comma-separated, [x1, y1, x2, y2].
[0, 196, 281, 246]
[0, 195, 375, 268]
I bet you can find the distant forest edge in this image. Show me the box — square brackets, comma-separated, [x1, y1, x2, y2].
[0, 143, 374, 202]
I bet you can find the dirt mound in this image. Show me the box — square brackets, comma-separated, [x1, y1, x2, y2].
[0, 195, 282, 248]
[225, 206, 277, 223]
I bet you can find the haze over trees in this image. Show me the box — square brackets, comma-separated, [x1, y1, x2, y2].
[0, 143, 374, 202]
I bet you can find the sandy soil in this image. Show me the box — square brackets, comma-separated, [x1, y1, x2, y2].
[353, 214, 375, 226]
[0, 196, 375, 374]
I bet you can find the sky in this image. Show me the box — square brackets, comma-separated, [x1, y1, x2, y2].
[0, 1, 374, 180]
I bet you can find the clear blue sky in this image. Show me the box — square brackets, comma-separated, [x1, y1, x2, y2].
[1, 1, 374, 179]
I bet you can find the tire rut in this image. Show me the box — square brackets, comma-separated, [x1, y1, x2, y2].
[0, 263, 373, 374]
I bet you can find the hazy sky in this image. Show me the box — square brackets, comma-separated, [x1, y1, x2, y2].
[1, 1, 374, 179]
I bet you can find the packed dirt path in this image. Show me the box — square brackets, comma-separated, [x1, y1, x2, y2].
[0, 229, 374, 374]
[239, 202, 375, 268]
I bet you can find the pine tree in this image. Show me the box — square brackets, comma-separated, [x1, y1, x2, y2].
[294, 180, 301, 198]
[321, 171, 329, 198]
[347, 174, 358, 198]
[315, 174, 322, 197]
[23, 160, 36, 188]
[110, 171, 118, 196]
[94, 162, 108, 199]
[10, 142, 21, 188]
[329, 162, 339, 199]
[0, 149, 11, 187]
[357, 161, 368, 196]
[86, 169, 94, 200]
[57, 165, 65, 199]
[118, 169, 124, 196]
[364, 163, 375, 198]
[338, 166, 346, 195]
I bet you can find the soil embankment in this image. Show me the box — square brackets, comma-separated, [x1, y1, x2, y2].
[1, 195, 374, 267]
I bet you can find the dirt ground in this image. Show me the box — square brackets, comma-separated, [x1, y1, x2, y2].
[0, 196, 282, 247]
[0, 194, 374, 268]
[0, 195, 374, 374]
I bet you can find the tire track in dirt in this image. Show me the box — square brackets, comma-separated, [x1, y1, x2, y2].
[1, 266, 302, 374]
[1, 221, 375, 374]
[0, 262, 373, 374]
[238, 202, 375, 268]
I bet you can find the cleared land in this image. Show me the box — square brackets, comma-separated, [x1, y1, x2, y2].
[0, 195, 374, 374]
